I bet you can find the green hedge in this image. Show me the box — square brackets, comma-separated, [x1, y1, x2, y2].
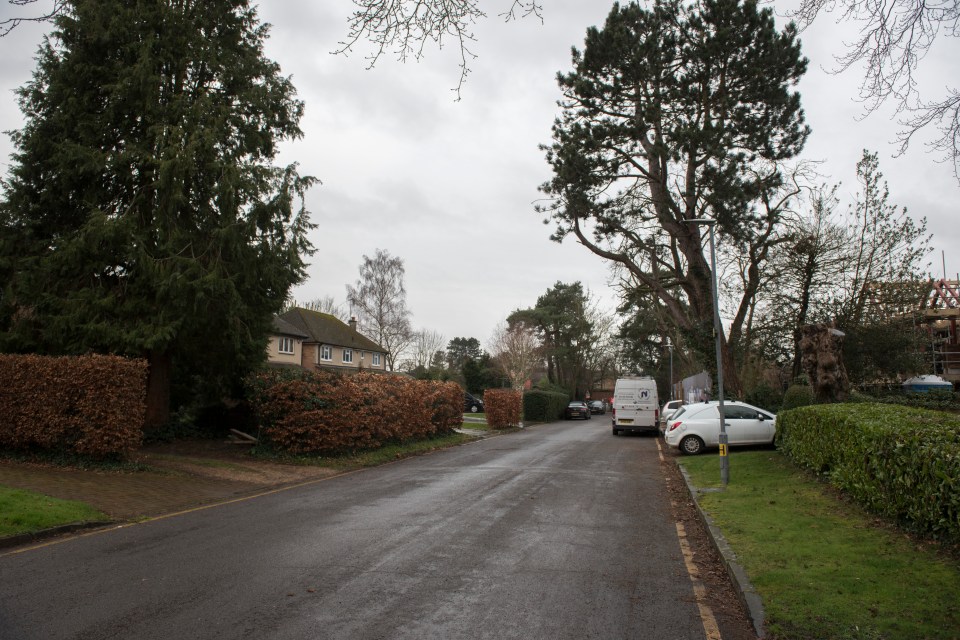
[522, 390, 569, 422]
[777, 403, 960, 542]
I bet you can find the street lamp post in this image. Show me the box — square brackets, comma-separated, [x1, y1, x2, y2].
[666, 337, 674, 401]
[688, 218, 729, 486]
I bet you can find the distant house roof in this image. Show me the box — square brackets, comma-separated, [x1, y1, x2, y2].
[272, 316, 310, 339]
[278, 308, 385, 353]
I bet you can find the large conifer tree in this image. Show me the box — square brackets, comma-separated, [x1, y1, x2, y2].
[539, 0, 809, 395]
[0, 0, 314, 428]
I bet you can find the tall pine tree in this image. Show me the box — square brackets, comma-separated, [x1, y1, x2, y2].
[0, 0, 314, 428]
[538, 0, 809, 395]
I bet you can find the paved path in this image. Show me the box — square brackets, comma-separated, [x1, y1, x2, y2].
[0, 421, 718, 640]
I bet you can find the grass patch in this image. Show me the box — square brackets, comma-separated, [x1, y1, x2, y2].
[459, 420, 490, 431]
[679, 451, 960, 640]
[251, 432, 476, 469]
[0, 486, 108, 537]
[0, 449, 148, 472]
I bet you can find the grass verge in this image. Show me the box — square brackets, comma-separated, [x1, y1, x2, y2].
[0, 487, 108, 537]
[678, 450, 960, 640]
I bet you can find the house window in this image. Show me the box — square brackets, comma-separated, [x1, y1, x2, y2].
[343, 349, 353, 364]
[372, 353, 381, 366]
[320, 345, 332, 361]
[278, 337, 294, 354]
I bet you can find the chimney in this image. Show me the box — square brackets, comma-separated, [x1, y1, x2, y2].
[349, 316, 358, 332]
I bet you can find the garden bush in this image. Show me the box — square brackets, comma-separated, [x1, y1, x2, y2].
[245, 369, 462, 455]
[781, 384, 815, 410]
[522, 390, 569, 422]
[777, 403, 960, 542]
[484, 389, 522, 429]
[744, 383, 784, 414]
[0, 353, 147, 460]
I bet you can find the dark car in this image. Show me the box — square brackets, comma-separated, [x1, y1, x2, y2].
[589, 400, 606, 415]
[464, 392, 484, 413]
[565, 401, 591, 420]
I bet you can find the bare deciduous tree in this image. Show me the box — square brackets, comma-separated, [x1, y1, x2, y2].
[834, 150, 931, 327]
[406, 328, 446, 371]
[788, 0, 960, 181]
[488, 320, 541, 391]
[346, 248, 414, 371]
[284, 295, 349, 322]
[335, 0, 543, 98]
[0, 0, 64, 37]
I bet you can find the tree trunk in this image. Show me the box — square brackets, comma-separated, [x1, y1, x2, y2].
[144, 350, 172, 432]
[721, 338, 742, 399]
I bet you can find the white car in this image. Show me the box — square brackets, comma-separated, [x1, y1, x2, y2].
[659, 400, 684, 433]
[663, 401, 776, 455]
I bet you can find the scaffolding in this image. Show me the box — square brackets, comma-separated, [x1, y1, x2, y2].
[864, 278, 960, 382]
[918, 279, 960, 381]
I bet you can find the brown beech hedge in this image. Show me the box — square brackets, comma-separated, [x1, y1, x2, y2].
[246, 369, 464, 455]
[0, 353, 147, 459]
[484, 389, 522, 429]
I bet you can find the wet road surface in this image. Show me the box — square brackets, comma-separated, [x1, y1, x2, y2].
[0, 420, 713, 639]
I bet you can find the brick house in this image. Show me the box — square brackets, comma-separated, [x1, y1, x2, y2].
[266, 308, 388, 373]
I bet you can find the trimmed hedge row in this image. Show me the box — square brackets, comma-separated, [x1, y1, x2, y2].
[522, 390, 569, 422]
[485, 389, 522, 429]
[245, 369, 463, 455]
[0, 354, 147, 460]
[776, 403, 960, 542]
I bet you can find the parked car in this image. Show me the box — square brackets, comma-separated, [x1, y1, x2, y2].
[589, 400, 606, 415]
[663, 401, 776, 455]
[659, 400, 684, 433]
[565, 401, 591, 420]
[464, 392, 485, 413]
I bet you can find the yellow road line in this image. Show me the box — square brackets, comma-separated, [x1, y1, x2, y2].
[676, 520, 723, 639]
[660, 437, 722, 639]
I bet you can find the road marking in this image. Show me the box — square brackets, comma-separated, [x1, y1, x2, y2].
[661, 437, 722, 638]
[676, 520, 723, 639]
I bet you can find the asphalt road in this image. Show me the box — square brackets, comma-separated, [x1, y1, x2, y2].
[0, 420, 713, 640]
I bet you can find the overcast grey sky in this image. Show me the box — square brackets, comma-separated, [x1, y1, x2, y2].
[1, 0, 957, 349]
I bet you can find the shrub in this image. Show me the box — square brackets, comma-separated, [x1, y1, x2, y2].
[523, 389, 569, 422]
[0, 354, 147, 460]
[484, 389, 522, 429]
[777, 403, 960, 542]
[781, 384, 815, 410]
[245, 369, 462, 455]
[744, 383, 784, 414]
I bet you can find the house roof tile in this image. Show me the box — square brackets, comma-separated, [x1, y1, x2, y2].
[278, 308, 385, 353]
[272, 317, 310, 338]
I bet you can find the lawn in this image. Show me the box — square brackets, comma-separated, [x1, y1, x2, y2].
[679, 451, 960, 640]
[0, 487, 108, 537]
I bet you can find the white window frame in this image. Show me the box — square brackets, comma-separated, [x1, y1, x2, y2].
[278, 337, 295, 355]
[342, 349, 353, 364]
[372, 353, 381, 366]
[320, 345, 332, 361]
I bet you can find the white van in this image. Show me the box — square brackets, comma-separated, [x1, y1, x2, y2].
[612, 377, 659, 436]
